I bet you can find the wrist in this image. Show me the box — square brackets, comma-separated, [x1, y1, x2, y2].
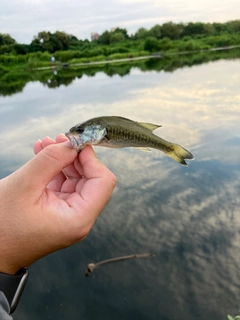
[0, 256, 21, 275]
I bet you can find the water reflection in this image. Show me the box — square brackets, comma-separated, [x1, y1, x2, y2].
[0, 54, 240, 320]
[1, 48, 240, 97]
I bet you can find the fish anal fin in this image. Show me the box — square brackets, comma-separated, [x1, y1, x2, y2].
[138, 122, 162, 132]
[136, 147, 151, 152]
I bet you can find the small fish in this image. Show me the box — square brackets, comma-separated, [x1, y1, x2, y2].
[65, 116, 194, 166]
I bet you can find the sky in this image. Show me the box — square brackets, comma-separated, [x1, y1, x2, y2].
[0, 0, 239, 44]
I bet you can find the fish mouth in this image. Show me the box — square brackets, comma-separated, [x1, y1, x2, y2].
[65, 132, 81, 150]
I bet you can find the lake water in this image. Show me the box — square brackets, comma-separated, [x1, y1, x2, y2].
[1, 53, 240, 320]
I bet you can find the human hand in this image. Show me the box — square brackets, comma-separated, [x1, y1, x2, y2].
[0, 134, 116, 274]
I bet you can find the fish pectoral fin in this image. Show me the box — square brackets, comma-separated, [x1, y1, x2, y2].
[137, 122, 162, 132]
[136, 147, 151, 152]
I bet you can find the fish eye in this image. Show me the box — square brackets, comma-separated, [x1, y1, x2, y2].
[76, 126, 84, 134]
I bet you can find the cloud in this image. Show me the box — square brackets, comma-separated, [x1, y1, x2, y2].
[0, 57, 239, 175]
[1, 0, 240, 43]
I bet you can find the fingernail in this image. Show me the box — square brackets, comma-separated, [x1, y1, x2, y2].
[59, 133, 66, 138]
[46, 136, 55, 142]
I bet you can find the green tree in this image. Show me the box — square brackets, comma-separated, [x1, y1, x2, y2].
[161, 22, 183, 39]
[0, 33, 16, 46]
[202, 23, 215, 35]
[227, 20, 240, 33]
[14, 44, 30, 54]
[158, 37, 174, 50]
[30, 31, 71, 53]
[49, 33, 64, 52]
[112, 27, 129, 39]
[98, 31, 111, 45]
[55, 31, 70, 50]
[36, 31, 50, 43]
[109, 32, 125, 44]
[30, 31, 50, 52]
[0, 44, 15, 54]
[149, 24, 161, 39]
[134, 27, 149, 40]
[144, 37, 160, 52]
[183, 22, 205, 36]
[212, 22, 229, 34]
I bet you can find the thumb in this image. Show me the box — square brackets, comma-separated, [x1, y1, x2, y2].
[16, 141, 77, 190]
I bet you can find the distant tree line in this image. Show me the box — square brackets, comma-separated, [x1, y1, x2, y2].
[0, 20, 240, 56]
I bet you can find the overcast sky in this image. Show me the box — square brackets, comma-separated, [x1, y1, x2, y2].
[1, 0, 239, 44]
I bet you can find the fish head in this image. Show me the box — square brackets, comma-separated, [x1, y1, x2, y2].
[65, 122, 107, 152]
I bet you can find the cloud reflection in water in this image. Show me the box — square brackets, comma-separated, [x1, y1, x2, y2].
[1, 58, 240, 319]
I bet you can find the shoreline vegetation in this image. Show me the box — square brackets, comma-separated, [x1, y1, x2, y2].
[1, 20, 240, 96]
[34, 44, 240, 71]
[0, 20, 240, 73]
[1, 47, 240, 97]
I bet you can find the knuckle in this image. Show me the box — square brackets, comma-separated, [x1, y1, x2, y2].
[41, 144, 62, 165]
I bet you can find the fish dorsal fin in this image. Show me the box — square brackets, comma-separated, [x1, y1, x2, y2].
[138, 122, 162, 132]
[136, 147, 151, 152]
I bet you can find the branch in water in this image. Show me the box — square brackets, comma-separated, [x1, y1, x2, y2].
[85, 253, 155, 276]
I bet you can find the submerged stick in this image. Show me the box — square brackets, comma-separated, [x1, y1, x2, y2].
[85, 253, 154, 276]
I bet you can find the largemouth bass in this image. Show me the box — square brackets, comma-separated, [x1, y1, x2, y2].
[65, 116, 194, 166]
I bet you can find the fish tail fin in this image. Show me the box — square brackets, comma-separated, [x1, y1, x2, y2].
[167, 143, 194, 166]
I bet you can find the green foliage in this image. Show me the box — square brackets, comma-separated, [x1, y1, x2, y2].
[203, 23, 215, 35]
[89, 55, 106, 62]
[204, 34, 240, 47]
[14, 44, 30, 54]
[25, 58, 41, 69]
[112, 27, 129, 39]
[177, 39, 206, 52]
[0, 54, 17, 64]
[97, 27, 129, 45]
[182, 36, 192, 42]
[0, 20, 240, 59]
[55, 31, 71, 50]
[135, 28, 149, 40]
[183, 22, 205, 36]
[30, 31, 72, 53]
[0, 33, 16, 46]
[107, 53, 130, 60]
[212, 22, 228, 33]
[158, 37, 174, 50]
[144, 37, 160, 52]
[107, 46, 130, 54]
[0, 64, 8, 73]
[0, 44, 16, 54]
[54, 50, 82, 62]
[149, 25, 161, 39]
[161, 22, 184, 39]
[1, 19, 240, 73]
[110, 32, 125, 44]
[227, 20, 240, 33]
[1, 48, 240, 97]
[98, 31, 111, 45]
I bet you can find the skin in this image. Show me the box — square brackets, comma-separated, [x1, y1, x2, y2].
[0, 134, 116, 275]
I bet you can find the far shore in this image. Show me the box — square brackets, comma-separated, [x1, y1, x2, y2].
[32, 44, 240, 71]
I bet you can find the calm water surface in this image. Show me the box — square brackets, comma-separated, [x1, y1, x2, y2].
[0, 57, 240, 320]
